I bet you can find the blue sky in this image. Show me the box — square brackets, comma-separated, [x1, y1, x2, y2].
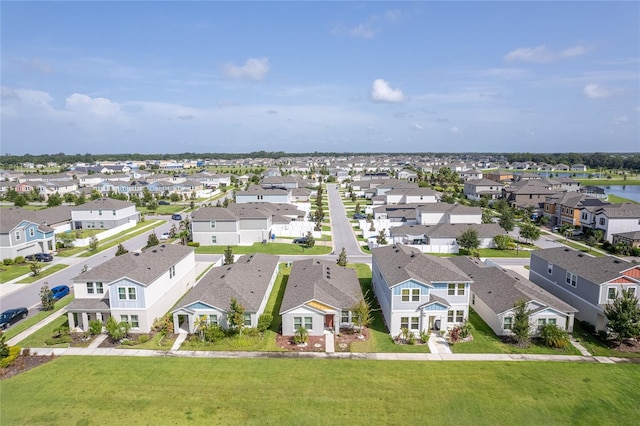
[1, 1, 638, 155]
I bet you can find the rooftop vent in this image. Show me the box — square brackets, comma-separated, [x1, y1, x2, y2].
[152, 249, 157, 253]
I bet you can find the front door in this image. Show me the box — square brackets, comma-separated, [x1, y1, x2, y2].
[325, 315, 334, 329]
[428, 316, 435, 330]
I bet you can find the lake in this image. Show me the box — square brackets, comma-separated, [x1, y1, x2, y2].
[598, 185, 640, 203]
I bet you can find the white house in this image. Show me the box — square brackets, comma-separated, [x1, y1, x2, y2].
[71, 198, 139, 230]
[416, 203, 482, 225]
[0, 208, 56, 259]
[371, 244, 472, 337]
[590, 203, 640, 242]
[67, 245, 196, 333]
[235, 186, 292, 204]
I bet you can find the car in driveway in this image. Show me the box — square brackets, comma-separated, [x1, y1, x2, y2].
[293, 237, 308, 244]
[159, 232, 171, 241]
[171, 214, 182, 221]
[50, 285, 70, 300]
[25, 252, 53, 262]
[0, 307, 28, 329]
[158, 200, 170, 205]
[353, 213, 366, 219]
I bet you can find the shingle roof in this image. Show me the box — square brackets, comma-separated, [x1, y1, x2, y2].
[372, 244, 471, 288]
[72, 198, 135, 211]
[191, 207, 239, 221]
[449, 257, 576, 315]
[532, 247, 632, 285]
[0, 207, 55, 233]
[67, 298, 110, 311]
[596, 203, 640, 219]
[177, 253, 279, 312]
[423, 223, 504, 238]
[74, 244, 194, 286]
[279, 259, 362, 313]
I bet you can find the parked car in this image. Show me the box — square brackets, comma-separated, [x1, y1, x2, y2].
[159, 232, 171, 241]
[158, 200, 170, 205]
[25, 253, 53, 262]
[571, 229, 583, 237]
[353, 213, 366, 219]
[293, 237, 308, 244]
[0, 307, 28, 329]
[50, 285, 70, 300]
[552, 226, 561, 232]
[171, 214, 182, 221]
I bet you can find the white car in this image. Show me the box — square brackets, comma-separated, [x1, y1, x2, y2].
[159, 232, 170, 241]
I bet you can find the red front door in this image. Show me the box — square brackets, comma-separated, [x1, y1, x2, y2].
[325, 315, 334, 328]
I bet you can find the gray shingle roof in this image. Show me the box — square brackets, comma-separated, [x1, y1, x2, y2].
[0, 207, 55, 233]
[531, 247, 631, 285]
[74, 244, 194, 286]
[279, 259, 362, 313]
[67, 298, 110, 311]
[372, 244, 472, 288]
[72, 198, 135, 211]
[424, 223, 504, 238]
[177, 254, 279, 312]
[449, 257, 577, 315]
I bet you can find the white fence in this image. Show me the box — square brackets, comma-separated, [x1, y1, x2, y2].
[73, 220, 137, 247]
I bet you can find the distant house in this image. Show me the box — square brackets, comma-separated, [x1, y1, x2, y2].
[0, 208, 56, 259]
[589, 203, 640, 242]
[389, 223, 503, 252]
[416, 203, 482, 225]
[67, 245, 196, 333]
[235, 186, 292, 204]
[172, 254, 279, 333]
[279, 259, 362, 336]
[542, 193, 609, 228]
[529, 247, 640, 331]
[571, 164, 587, 172]
[371, 244, 472, 337]
[463, 178, 503, 202]
[450, 257, 577, 336]
[384, 187, 440, 205]
[71, 198, 139, 230]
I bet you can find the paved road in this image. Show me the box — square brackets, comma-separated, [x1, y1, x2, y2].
[325, 183, 363, 257]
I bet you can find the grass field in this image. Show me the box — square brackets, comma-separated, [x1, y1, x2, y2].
[607, 194, 639, 204]
[2, 357, 638, 425]
[17, 264, 68, 283]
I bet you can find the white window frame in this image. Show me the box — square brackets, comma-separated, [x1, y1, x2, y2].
[607, 287, 617, 301]
[457, 283, 465, 296]
[503, 317, 512, 330]
[29, 227, 35, 237]
[209, 314, 218, 326]
[627, 287, 636, 297]
[95, 282, 103, 294]
[401, 289, 410, 302]
[410, 317, 419, 330]
[455, 310, 464, 323]
[341, 310, 350, 323]
[411, 288, 420, 301]
[566, 272, 577, 287]
[87, 283, 94, 294]
[400, 317, 409, 329]
[210, 220, 216, 229]
[118, 286, 137, 300]
[547, 262, 553, 275]
[211, 236, 217, 244]
[130, 315, 139, 328]
[244, 313, 252, 327]
[15, 231, 20, 240]
[448, 283, 456, 296]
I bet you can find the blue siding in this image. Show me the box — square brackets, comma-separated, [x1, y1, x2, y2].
[188, 302, 216, 310]
[392, 280, 430, 296]
[433, 283, 448, 289]
[424, 304, 448, 311]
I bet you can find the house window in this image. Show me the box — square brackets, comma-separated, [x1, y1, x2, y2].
[503, 317, 512, 330]
[121, 315, 128, 323]
[400, 317, 409, 329]
[341, 310, 350, 323]
[118, 288, 126, 300]
[130, 315, 139, 328]
[565, 272, 577, 287]
[457, 283, 465, 296]
[410, 317, 419, 330]
[304, 317, 312, 329]
[169, 265, 176, 279]
[607, 287, 617, 300]
[448, 284, 456, 296]
[128, 288, 137, 300]
[244, 313, 252, 327]
[627, 287, 636, 297]
[401, 289, 410, 302]
[87, 283, 94, 294]
[547, 262, 553, 275]
[412, 288, 420, 301]
[209, 315, 218, 326]
[548, 318, 557, 325]
[14, 231, 20, 240]
[210, 221, 216, 229]
[294, 316, 312, 330]
[537, 318, 547, 330]
[211, 236, 217, 244]
[455, 310, 464, 322]
[98, 210, 102, 216]
[113, 210, 116, 215]
[29, 228, 35, 237]
[95, 282, 103, 294]
[599, 218, 605, 226]
[447, 311, 454, 323]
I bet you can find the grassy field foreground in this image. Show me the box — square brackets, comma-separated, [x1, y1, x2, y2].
[2, 357, 639, 425]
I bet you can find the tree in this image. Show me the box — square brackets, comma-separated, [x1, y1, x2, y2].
[57, 232, 76, 248]
[105, 316, 131, 342]
[493, 234, 512, 250]
[294, 326, 309, 345]
[89, 235, 99, 251]
[481, 209, 494, 224]
[304, 231, 316, 249]
[47, 192, 63, 207]
[40, 283, 55, 310]
[30, 260, 42, 277]
[336, 247, 347, 266]
[75, 192, 87, 205]
[518, 221, 541, 244]
[457, 227, 480, 254]
[13, 194, 27, 207]
[499, 210, 515, 233]
[376, 229, 387, 245]
[605, 288, 640, 344]
[146, 232, 159, 248]
[147, 199, 158, 213]
[354, 202, 361, 214]
[223, 246, 234, 265]
[352, 294, 373, 338]
[193, 315, 208, 341]
[0, 330, 9, 359]
[115, 243, 128, 256]
[511, 299, 531, 348]
[90, 189, 102, 200]
[228, 298, 246, 334]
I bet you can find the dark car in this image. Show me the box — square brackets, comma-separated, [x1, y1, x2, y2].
[293, 237, 308, 244]
[51, 285, 70, 300]
[0, 307, 28, 329]
[171, 214, 182, 220]
[353, 213, 367, 219]
[25, 252, 53, 262]
[158, 200, 170, 205]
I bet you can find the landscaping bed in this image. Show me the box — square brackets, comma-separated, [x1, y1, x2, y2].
[0, 350, 56, 380]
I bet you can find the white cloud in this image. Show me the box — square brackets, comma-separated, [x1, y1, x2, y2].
[369, 79, 405, 103]
[505, 44, 590, 63]
[412, 123, 423, 130]
[349, 23, 375, 39]
[583, 83, 612, 99]
[65, 93, 120, 116]
[333, 8, 406, 39]
[222, 58, 270, 81]
[450, 126, 460, 134]
[613, 115, 629, 124]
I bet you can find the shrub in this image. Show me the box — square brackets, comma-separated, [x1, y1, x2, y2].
[152, 314, 173, 335]
[243, 327, 259, 337]
[459, 320, 471, 339]
[187, 242, 200, 247]
[3, 258, 14, 266]
[204, 325, 226, 343]
[406, 333, 416, 345]
[13, 256, 25, 264]
[88, 320, 103, 336]
[449, 326, 461, 344]
[294, 327, 308, 345]
[257, 314, 272, 332]
[0, 346, 21, 368]
[137, 334, 150, 344]
[44, 336, 72, 345]
[540, 324, 570, 349]
[419, 330, 430, 343]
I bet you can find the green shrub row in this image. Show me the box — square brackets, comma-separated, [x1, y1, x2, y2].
[0, 346, 21, 368]
[2, 256, 26, 265]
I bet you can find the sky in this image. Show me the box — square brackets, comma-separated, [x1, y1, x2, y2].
[1, 1, 639, 155]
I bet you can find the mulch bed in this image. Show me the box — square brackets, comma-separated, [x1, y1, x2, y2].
[275, 328, 370, 352]
[608, 339, 640, 354]
[0, 351, 56, 380]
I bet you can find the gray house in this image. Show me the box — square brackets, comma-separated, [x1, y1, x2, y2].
[71, 198, 139, 230]
[450, 257, 577, 336]
[172, 253, 279, 333]
[279, 259, 363, 336]
[529, 247, 640, 331]
[0, 207, 56, 259]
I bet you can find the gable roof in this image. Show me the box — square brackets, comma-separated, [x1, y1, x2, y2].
[279, 259, 362, 313]
[177, 253, 279, 312]
[74, 244, 194, 286]
[372, 244, 471, 288]
[449, 257, 577, 315]
[0, 207, 55, 233]
[72, 198, 135, 211]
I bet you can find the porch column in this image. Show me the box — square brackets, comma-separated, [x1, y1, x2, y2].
[567, 314, 575, 333]
[96, 312, 103, 324]
[67, 312, 76, 330]
[81, 312, 89, 331]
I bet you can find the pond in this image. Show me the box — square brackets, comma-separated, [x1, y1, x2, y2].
[598, 185, 640, 203]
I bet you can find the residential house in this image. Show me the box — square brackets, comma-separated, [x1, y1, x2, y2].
[543, 193, 609, 227]
[384, 187, 440, 205]
[571, 164, 588, 172]
[71, 198, 139, 230]
[457, 169, 484, 182]
[483, 170, 513, 183]
[0, 208, 56, 259]
[612, 231, 640, 249]
[449, 257, 577, 336]
[172, 254, 279, 333]
[279, 259, 362, 336]
[416, 203, 482, 225]
[589, 203, 640, 242]
[502, 180, 559, 209]
[463, 178, 503, 202]
[235, 186, 292, 204]
[371, 244, 472, 337]
[67, 244, 196, 333]
[529, 247, 640, 331]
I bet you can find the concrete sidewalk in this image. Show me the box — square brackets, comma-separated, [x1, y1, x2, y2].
[22, 346, 633, 363]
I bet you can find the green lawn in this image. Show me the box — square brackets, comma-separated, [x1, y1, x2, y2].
[195, 242, 332, 255]
[607, 194, 639, 204]
[77, 220, 164, 257]
[556, 239, 606, 256]
[18, 315, 73, 348]
[0, 264, 32, 283]
[2, 357, 638, 425]
[1, 297, 74, 341]
[138, 205, 185, 214]
[572, 320, 640, 358]
[451, 309, 582, 355]
[17, 264, 69, 283]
